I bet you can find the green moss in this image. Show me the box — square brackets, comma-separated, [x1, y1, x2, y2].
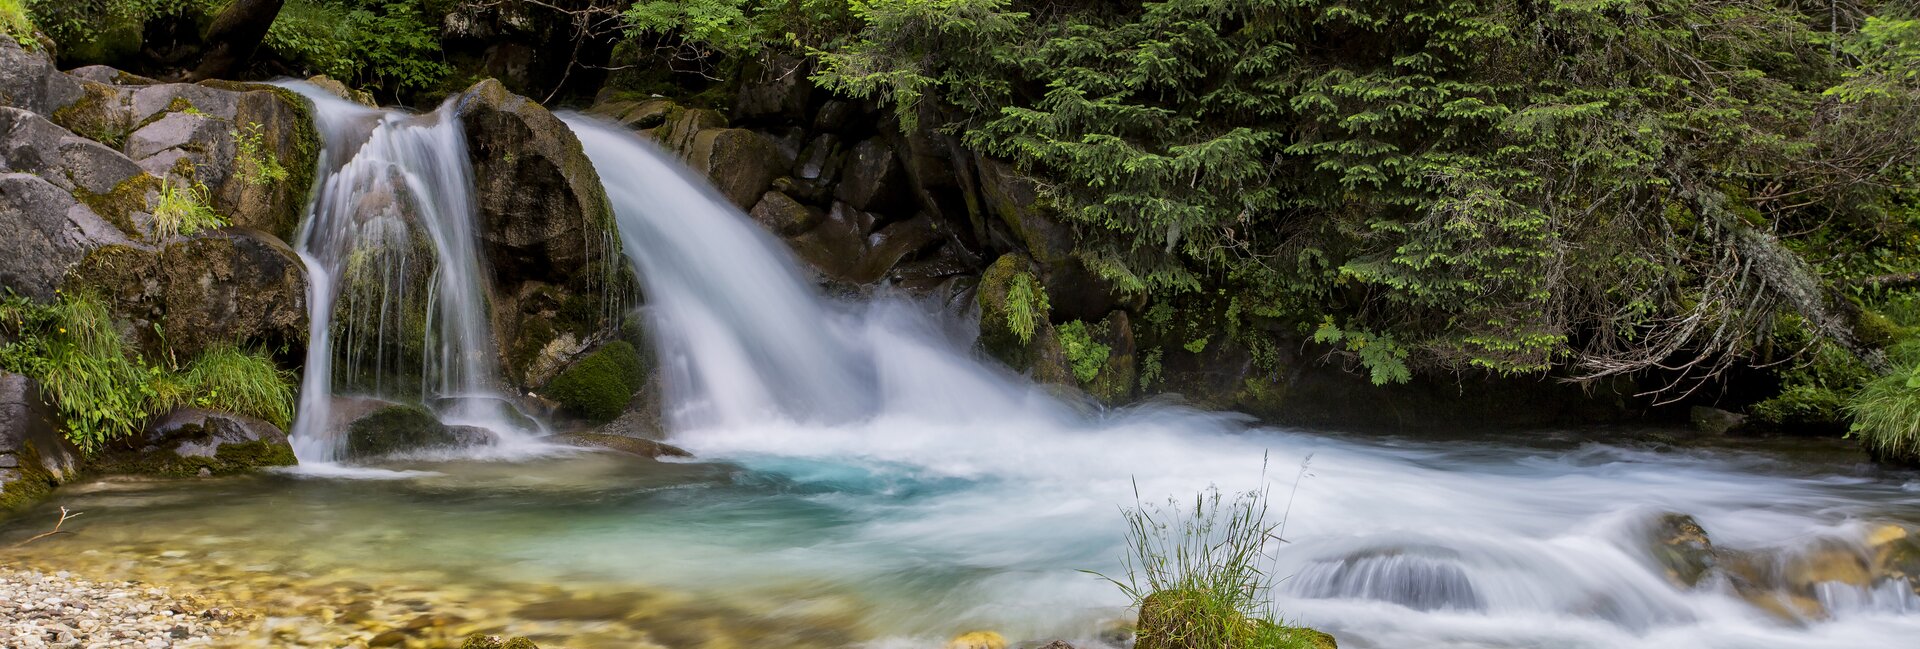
[543, 341, 646, 423]
[71, 173, 160, 235]
[50, 81, 127, 148]
[0, 443, 57, 512]
[345, 404, 456, 459]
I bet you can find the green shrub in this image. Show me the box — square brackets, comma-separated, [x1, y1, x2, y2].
[543, 341, 646, 423]
[1058, 320, 1110, 384]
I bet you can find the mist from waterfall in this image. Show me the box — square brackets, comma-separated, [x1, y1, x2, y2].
[281, 83, 539, 462]
[560, 113, 1920, 649]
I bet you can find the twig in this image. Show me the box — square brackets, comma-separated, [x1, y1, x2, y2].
[12, 507, 81, 547]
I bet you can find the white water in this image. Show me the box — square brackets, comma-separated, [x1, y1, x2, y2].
[281, 83, 541, 462]
[561, 114, 1920, 648]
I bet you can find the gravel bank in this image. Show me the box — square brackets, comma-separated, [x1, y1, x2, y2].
[0, 567, 249, 649]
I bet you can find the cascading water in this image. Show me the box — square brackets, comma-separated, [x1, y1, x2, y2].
[561, 113, 1920, 648]
[282, 83, 540, 462]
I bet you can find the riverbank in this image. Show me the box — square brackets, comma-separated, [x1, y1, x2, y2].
[0, 566, 249, 648]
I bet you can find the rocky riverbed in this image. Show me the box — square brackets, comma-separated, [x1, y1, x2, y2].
[0, 567, 249, 648]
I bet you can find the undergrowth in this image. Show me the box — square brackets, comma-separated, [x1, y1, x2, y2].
[0, 291, 294, 452]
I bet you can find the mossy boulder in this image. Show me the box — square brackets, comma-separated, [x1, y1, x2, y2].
[540, 341, 647, 423]
[0, 372, 83, 512]
[344, 405, 463, 460]
[748, 190, 823, 236]
[976, 254, 1073, 385]
[66, 228, 308, 360]
[1136, 590, 1335, 649]
[89, 408, 296, 478]
[116, 80, 320, 243]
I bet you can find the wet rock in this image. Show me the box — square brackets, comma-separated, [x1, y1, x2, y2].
[89, 408, 295, 477]
[591, 98, 676, 130]
[658, 108, 727, 156]
[1690, 406, 1747, 435]
[0, 372, 82, 511]
[344, 405, 461, 459]
[66, 228, 308, 359]
[539, 341, 648, 423]
[462, 633, 540, 649]
[551, 433, 690, 459]
[975, 254, 1071, 384]
[787, 204, 942, 286]
[946, 631, 1007, 649]
[835, 138, 909, 213]
[303, 75, 375, 107]
[457, 79, 617, 293]
[813, 100, 855, 132]
[749, 190, 824, 236]
[688, 127, 788, 210]
[1648, 513, 1716, 588]
[794, 133, 844, 183]
[1084, 311, 1138, 404]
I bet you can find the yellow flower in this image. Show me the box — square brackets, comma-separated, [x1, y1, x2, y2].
[58, 328, 66, 333]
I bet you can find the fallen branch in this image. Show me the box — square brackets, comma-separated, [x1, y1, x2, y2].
[11, 507, 81, 547]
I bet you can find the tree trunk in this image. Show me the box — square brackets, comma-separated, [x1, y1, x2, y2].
[187, 0, 285, 81]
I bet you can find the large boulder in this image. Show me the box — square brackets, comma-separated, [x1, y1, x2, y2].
[786, 203, 943, 287]
[686, 127, 787, 210]
[66, 228, 308, 359]
[539, 341, 648, 424]
[118, 80, 320, 242]
[0, 372, 83, 511]
[456, 78, 615, 290]
[457, 79, 624, 386]
[0, 172, 143, 300]
[0, 37, 86, 118]
[976, 253, 1070, 384]
[89, 407, 295, 477]
[835, 138, 910, 214]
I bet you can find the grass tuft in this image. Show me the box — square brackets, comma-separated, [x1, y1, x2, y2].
[1847, 351, 1920, 465]
[176, 345, 296, 430]
[151, 178, 225, 241]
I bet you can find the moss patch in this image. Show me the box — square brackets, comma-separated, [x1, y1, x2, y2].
[50, 81, 127, 149]
[0, 443, 58, 512]
[542, 341, 646, 423]
[345, 404, 457, 459]
[71, 172, 160, 235]
[90, 437, 295, 478]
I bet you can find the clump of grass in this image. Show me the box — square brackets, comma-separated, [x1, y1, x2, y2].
[1847, 357, 1920, 465]
[0, 291, 157, 452]
[0, 0, 35, 48]
[151, 178, 225, 241]
[1098, 460, 1327, 649]
[175, 345, 296, 429]
[231, 122, 289, 186]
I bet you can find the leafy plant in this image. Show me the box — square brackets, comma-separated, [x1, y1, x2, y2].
[1058, 320, 1111, 384]
[231, 122, 289, 187]
[1311, 319, 1411, 386]
[1004, 270, 1049, 345]
[175, 345, 296, 429]
[151, 178, 224, 241]
[0, 0, 35, 47]
[263, 0, 451, 98]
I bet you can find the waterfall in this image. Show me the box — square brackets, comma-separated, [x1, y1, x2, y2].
[282, 83, 538, 462]
[559, 113, 1920, 648]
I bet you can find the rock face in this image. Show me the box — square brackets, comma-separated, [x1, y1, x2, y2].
[66, 228, 308, 359]
[90, 407, 296, 477]
[0, 373, 83, 511]
[456, 79, 625, 387]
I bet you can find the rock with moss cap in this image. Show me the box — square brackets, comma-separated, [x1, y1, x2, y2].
[976, 254, 1073, 385]
[116, 79, 319, 242]
[88, 407, 295, 478]
[539, 341, 648, 424]
[344, 404, 464, 460]
[0, 372, 83, 511]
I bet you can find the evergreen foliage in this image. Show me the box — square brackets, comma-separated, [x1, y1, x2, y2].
[263, 0, 452, 97]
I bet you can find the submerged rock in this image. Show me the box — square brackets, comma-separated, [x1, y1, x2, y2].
[0, 372, 83, 511]
[1648, 513, 1716, 588]
[344, 404, 462, 459]
[89, 407, 296, 478]
[551, 433, 690, 459]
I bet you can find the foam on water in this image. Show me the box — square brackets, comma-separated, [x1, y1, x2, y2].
[557, 113, 1920, 648]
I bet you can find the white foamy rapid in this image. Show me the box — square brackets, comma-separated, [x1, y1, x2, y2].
[562, 113, 1920, 648]
[281, 83, 543, 462]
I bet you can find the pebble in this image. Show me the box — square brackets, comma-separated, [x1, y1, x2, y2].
[0, 568, 245, 649]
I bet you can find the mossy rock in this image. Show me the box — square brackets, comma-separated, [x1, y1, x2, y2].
[344, 405, 459, 459]
[1136, 589, 1335, 649]
[88, 408, 296, 478]
[541, 341, 647, 423]
[460, 634, 539, 649]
